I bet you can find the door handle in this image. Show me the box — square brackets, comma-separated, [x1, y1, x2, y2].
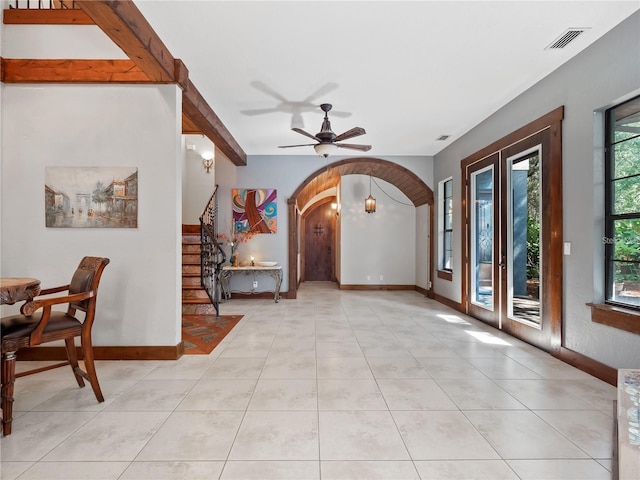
[498, 255, 506, 269]
[328, 246, 331, 255]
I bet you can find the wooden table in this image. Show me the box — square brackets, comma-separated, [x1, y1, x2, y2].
[0, 277, 41, 305]
[220, 266, 283, 303]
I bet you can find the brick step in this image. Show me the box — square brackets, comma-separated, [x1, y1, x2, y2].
[182, 253, 200, 264]
[182, 234, 200, 243]
[182, 302, 217, 315]
[182, 264, 200, 275]
[182, 244, 201, 254]
[182, 289, 210, 300]
[182, 276, 201, 286]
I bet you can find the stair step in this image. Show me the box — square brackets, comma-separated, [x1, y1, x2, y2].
[182, 276, 201, 286]
[182, 244, 201, 254]
[182, 254, 200, 264]
[182, 289, 210, 300]
[182, 265, 200, 275]
[182, 303, 217, 315]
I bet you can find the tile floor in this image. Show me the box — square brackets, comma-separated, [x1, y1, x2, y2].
[0, 282, 617, 479]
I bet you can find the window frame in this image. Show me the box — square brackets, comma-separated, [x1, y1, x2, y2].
[604, 95, 640, 311]
[438, 177, 453, 280]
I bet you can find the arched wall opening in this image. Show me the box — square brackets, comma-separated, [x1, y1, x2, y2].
[287, 157, 434, 299]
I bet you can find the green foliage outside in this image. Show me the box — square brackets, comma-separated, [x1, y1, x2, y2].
[612, 119, 640, 287]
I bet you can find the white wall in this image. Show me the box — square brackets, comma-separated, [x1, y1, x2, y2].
[1, 84, 183, 347]
[340, 175, 415, 286]
[433, 12, 640, 368]
[182, 134, 215, 224]
[215, 154, 433, 293]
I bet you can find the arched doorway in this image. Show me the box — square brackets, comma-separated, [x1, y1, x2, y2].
[287, 157, 434, 299]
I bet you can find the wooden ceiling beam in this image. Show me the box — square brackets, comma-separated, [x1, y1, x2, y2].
[182, 79, 246, 166]
[75, 0, 174, 82]
[3, 8, 94, 25]
[73, 0, 246, 166]
[1, 58, 151, 83]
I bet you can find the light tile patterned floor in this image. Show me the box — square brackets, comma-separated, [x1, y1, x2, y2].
[0, 282, 616, 479]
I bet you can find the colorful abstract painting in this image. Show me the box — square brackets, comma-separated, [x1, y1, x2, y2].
[232, 188, 277, 234]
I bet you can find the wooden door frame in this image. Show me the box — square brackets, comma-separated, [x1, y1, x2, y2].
[461, 106, 564, 353]
[300, 196, 337, 283]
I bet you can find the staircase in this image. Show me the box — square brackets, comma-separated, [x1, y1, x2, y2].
[182, 233, 217, 316]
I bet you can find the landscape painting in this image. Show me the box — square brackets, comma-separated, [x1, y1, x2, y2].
[45, 166, 138, 228]
[232, 188, 277, 234]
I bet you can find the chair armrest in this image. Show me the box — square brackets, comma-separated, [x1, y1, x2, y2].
[39, 284, 71, 296]
[21, 291, 94, 316]
[21, 290, 95, 346]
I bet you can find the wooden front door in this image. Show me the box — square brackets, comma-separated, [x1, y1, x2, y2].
[304, 202, 334, 281]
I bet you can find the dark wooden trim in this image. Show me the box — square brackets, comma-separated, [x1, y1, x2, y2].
[433, 293, 465, 313]
[3, 8, 94, 25]
[429, 201, 435, 299]
[340, 284, 415, 291]
[74, 0, 246, 167]
[589, 302, 640, 336]
[1, 58, 151, 83]
[16, 343, 184, 361]
[437, 270, 453, 281]
[226, 292, 282, 300]
[182, 224, 200, 235]
[556, 347, 617, 386]
[182, 79, 247, 167]
[415, 285, 429, 296]
[460, 107, 565, 171]
[287, 201, 299, 299]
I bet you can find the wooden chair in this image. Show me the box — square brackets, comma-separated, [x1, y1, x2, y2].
[1, 256, 110, 436]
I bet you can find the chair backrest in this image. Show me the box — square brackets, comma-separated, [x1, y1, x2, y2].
[69, 257, 110, 312]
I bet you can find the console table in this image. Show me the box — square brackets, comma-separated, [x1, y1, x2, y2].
[220, 265, 283, 303]
[614, 369, 640, 480]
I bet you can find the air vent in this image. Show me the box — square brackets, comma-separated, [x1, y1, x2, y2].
[436, 135, 450, 141]
[546, 28, 588, 49]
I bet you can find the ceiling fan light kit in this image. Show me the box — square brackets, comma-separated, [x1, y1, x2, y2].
[279, 103, 371, 157]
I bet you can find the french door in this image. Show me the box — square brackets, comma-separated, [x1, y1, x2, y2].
[463, 113, 563, 353]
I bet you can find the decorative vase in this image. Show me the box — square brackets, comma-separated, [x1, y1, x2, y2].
[230, 245, 238, 266]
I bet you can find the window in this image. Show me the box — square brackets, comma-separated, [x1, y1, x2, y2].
[439, 178, 453, 276]
[605, 95, 640, 310]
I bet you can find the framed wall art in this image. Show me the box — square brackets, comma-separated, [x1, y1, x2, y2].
[232, 188, 276, 234]
[45, 166, 138, 228]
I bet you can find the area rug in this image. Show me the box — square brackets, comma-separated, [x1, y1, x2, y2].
[182, 314, 243, 355]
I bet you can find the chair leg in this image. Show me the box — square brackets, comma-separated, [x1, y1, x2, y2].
[65, 337, 85, 388]
[1, 351, 17, 436]
[81, 335, 104, 403]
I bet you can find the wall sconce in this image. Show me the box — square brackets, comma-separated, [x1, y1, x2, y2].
[365, 175, 376, 213]
[201, 151, 214, 173]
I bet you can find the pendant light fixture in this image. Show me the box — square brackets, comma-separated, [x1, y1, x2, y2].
[365, 174, 376, 214]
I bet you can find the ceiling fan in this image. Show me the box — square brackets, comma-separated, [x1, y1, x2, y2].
[278, 103, 371, 157]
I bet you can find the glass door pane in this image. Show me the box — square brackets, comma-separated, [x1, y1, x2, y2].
[507, 151, 541, 326]
[471, 166, 494, 309]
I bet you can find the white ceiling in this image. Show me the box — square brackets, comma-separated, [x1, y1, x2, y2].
[133, 1, 638, 157]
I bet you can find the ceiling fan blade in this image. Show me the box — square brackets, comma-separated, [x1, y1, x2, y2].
[292, 128, 321, 142]
[278, 143, 317, 149]
[336, 143, 372, 152]
[250, 81, 288, 103]
[302, 82, 338, 103]
[334, 127, 366, 142]
[240, 107, 281, 116]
